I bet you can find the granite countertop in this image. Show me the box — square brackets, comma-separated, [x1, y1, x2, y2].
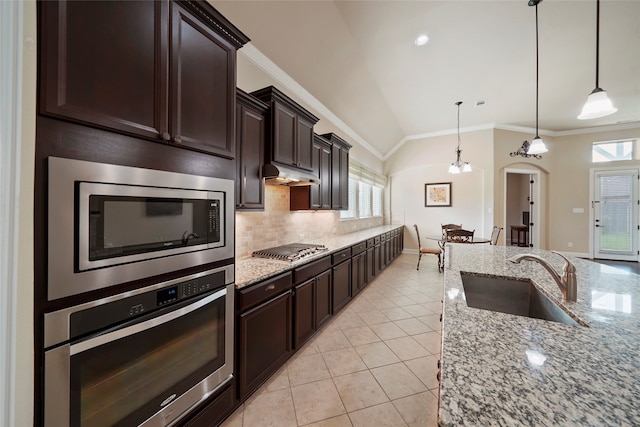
[439, 244, 640, 426]
[234, 224, 403, 289]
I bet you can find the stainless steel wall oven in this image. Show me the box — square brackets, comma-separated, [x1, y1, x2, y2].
[47, 157, 235, 301]
[44, 267, 234, 427]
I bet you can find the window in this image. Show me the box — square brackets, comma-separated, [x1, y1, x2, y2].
[340, 160, 386, 220]
[592, 139, 634, 162]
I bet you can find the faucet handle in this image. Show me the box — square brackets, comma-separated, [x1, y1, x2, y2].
[551, 251, 576, 272]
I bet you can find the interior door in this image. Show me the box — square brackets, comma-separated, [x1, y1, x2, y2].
[528, 174, 535, 248]
[593, 169, 639, 261]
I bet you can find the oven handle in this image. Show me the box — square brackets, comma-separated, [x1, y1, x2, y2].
[70, 288, 226, 355]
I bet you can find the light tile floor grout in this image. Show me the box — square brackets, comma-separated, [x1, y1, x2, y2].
[222, 253, 443, 427]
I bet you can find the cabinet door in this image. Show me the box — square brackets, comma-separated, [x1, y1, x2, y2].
[238, 291, 292, 399]
[351, 252, 366, 296]
[315, 270, 332, 328]
[294, 279, 315, 349]
[366, 248, 375, 282]
[319, 143, 332, 209]
[170, 2, 236, 158]
[332, 260, 351, 313]
[40, 0, 167, 140]
[331, 145, 342, 209]
[308, 141, 322, 210]
[308, 138, 332, 210]
[296, 116, 314, 170]
[236, 103, 265, 209]
[339, 147, 350, 209]
[273, 102, 297, 166]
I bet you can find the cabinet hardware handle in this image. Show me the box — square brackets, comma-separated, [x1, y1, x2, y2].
[161, 132, 171, 141]
[265, 284, 275, 291]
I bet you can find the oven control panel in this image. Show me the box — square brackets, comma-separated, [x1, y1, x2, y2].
[65, 270, 227, 344]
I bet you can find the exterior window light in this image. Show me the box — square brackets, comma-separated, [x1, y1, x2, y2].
[448, 101, 471, 174]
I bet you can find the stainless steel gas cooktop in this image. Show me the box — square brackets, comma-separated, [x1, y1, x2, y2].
[252, 243, 328, 262]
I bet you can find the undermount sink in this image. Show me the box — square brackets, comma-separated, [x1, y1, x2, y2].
[460, 272, 587, 327]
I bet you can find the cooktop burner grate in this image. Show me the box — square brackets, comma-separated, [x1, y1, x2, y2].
[252, 243, 328, 262]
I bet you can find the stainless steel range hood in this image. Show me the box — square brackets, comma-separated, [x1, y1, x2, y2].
[263, 163, 319, 186]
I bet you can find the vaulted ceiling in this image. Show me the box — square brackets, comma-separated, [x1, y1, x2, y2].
[213, 1, 640, 158]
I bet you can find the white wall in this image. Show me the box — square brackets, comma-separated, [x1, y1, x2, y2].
[385, 129, 494, 251]
[0, 1, 36, 425]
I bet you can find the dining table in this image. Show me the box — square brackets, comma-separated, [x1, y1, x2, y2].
[425, 234, 491, 271]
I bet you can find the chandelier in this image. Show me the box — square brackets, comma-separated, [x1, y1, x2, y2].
[448, 101, 471, 174]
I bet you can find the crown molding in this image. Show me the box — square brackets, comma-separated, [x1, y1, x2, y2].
[384, 121, 640, 161]
[238, 44, 384, 160]
[238, 45, 638, 164]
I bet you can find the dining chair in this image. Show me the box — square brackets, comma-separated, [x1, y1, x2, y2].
[413, 224, 442, 271]
[441, 223, 462, 239]
[446, 228, 475, 243]
[490, 226, 502, 245]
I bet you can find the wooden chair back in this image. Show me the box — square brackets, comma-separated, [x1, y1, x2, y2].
[441, 223, 462, 239]
[446, 228, 475, 243]
[490, 226, 502, 245]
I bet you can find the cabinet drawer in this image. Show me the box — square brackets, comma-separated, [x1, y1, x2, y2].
[374, 236, 381, 245]
[366, 238, 375, 248]
[238, 272, 292, 312]
[294, 256, 331, 284]
[351, 241, 367, 256]
[332, 248, 351, 265]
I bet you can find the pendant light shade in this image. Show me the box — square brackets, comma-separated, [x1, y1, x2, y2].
[528, 0, 548, 155]
[448, 101, 471, 174]
[578, 0, 617, 120]
[578, 88, 617, 120]
[528, 136, 548, 155]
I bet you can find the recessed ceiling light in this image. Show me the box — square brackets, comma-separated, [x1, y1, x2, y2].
[414, 34, 429, 46]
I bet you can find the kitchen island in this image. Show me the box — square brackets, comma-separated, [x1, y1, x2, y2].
[439, 244, 640, 426]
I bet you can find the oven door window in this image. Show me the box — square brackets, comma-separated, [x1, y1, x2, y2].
[69, 292, 225, 427]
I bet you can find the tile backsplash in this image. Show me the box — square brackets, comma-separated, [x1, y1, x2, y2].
[235, 185, 384, 258]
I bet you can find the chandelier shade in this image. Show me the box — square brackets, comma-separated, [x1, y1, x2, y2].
[528, 136, 548, 155]
[448, 101, 471, 174]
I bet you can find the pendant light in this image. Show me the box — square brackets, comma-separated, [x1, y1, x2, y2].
[578, 0, 617, 119]
[527, 0, 548, 155]
[448, 101, 471, 174]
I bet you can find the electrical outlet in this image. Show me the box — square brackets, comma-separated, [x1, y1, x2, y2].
[568, 242, 573, 248]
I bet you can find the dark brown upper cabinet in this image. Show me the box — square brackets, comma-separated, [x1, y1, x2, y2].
[39, 0, 249, 159]
[290, 133, 332, 211]
[322, 133, 351, 210]
[251, 86, 319, 172]
[236, 89, 268, 210]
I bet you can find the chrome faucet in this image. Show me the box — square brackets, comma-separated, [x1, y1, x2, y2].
[508, 251, 578, 302]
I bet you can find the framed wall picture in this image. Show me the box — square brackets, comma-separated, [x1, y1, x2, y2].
[425, 182, 452, 207]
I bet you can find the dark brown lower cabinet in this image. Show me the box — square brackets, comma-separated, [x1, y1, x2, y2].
[366, 247, 375, 283]
[332, 259, 351, 313]
[237, 289, 292, 400]
[294, 269, 331, 349]
[374, 244, 382, 276]
[351, 252, 367, 297]
[315, 270, 332, 328]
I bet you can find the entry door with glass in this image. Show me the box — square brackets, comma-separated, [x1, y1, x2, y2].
[593, 169, 639, 261]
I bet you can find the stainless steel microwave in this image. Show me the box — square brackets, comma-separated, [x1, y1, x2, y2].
[48, 157, 234, 301]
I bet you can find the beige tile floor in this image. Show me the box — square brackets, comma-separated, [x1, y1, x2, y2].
[222, 253, 443, 427]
